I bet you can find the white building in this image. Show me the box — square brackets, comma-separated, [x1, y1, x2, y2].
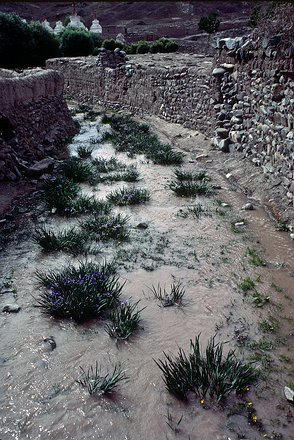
[42, 19, 54, 33]
[89, 19, 102, 36]
[67, 15, 88, 31]
[53, 21, 65, 35]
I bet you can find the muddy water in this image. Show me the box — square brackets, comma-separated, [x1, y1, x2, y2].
[1, 113, 294, 440]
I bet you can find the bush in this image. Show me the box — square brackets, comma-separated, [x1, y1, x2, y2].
[102, 38, 116, 51]
[29, 21, 60, 65]
[60, 28, 94, 57]
[136, 40, 150, 54]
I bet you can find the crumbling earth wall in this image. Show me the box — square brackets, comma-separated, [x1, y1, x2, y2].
[46, 50, 213, 135]
[0, 68, 77, 181]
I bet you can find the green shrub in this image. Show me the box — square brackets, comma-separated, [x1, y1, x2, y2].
[102, 39, 116, 51]
[60, 28, 94, 57]
[136, 40, 150, 54]
[29, 21, 60, 65]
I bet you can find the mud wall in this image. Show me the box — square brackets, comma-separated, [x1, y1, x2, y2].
[211, 40, 294, 207]
[0, 68, 77, 181]
[46, 54, 213, 134]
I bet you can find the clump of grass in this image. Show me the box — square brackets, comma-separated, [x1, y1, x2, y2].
[165, 409, 183, 434]
[97, 166, 140, 184]
[169, 180, 213, 197]
[247, 248, 266, 267]
[60, 157, 94, 183]
[259, 318, 279, 333]
[33, 226, 88, 255]
[275, 222, 291, 232]
[177, 203, 210, 219]
[155, 335, 257, 401]
[76, 361, 128, 395]
[92, 157, 127, 173]
[80, 213, 129, 242]
[104, 113, 183, 165]
[77, 145, 94, 159]
[105, 299, 144, 340]
[174, 168, 210, 182]
[149, 282, 185, 307]
[239, 277, 255, 293]
[170, 168, 213, 197]
[35, 261, 123, 321]
[252, 291, 270, 307]
[67, 195, 112, 217]
[42, 177, 79, 213]
[107, 187, 150, 205]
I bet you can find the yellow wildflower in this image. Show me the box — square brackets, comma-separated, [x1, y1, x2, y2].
[200, 399, 205, 405]
[252, 415, 257, 422]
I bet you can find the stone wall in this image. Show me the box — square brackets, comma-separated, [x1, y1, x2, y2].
[46, 50, 213, 134]
[211, 35, 294, 208]
[0, 68, 77, 181]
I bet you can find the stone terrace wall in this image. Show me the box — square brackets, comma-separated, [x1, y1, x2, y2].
[0, 68, 77, 181]
[211, 38, 294, 207]
[46, 51, 213, 134]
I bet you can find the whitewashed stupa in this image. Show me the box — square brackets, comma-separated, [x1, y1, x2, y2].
[116, 33, 125, 44]
[54, 21, 65, 35]
[42, 19, 53, 33]
[89, 19, 102, 36]
[67, 15, 88, 31]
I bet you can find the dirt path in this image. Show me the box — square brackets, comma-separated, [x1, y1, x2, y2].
[0, 108, 293, 440]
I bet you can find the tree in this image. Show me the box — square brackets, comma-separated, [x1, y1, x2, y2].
[29, 22, 60, 65]
[198, 12, 220, 34]
[0, 12, 34, 68]
[59, 28, 94, 57]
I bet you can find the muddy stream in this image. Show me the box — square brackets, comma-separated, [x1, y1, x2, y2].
[0, 108, 293, 440]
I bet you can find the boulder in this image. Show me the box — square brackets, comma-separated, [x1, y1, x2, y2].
[26, 157, 55, 178]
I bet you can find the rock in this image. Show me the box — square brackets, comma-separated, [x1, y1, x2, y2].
[136, 222, 148, 229]
[242, 203, 254, 210]
[290, 233, 294, 240]
[216, 128, 229, 139]
[2, 304, 21, 313]
[26, 158, 55, 178]
[212, 67, 226, 78]
[42, 336, 57, 352]
[284, 386, 294, 402]
[219, 138, 231, 153]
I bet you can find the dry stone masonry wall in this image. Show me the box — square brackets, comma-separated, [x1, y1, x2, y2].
[46, 49, 213, 134]
[211, 34, 294, 208]
[0, 68, 77, 181]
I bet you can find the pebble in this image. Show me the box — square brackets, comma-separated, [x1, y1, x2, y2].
[235, 222, 246, 227]
[242, 202, 254, 210]
[290, 233, 294, 240]
[2, 303, 21, 313]
[42, 336, 57, 352]
[136, 222, 148, 229]
[284, 386, 294, 402]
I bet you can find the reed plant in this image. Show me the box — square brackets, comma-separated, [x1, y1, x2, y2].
[105, 299, 144, 340]
[77, 361, 128, 395]
[33, 226, 88, 255]
[80, 213, 129, 242]
[42, 177, 79, 213]
[149, 282, 185, 307]
[155, 335, 257, 401]
[77, 145, 94, 159]
[107, 187, 150, 205]
[35, 261, 123, 321]
[61, 157, 94, 183]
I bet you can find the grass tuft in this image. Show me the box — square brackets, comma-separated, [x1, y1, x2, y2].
[169, 168, 213, 197]
[35, 261, 123, 321]
[238, 277, 255, 293]
[149, 282, 185, 307]
[42, 177, 79, 213]
[247, 248, 266, 267]
[105, 299, 144, 340]
[102, 113, 183, 165]
[107, 187, 150, 205]
[77, 145, 94, 159]
[60, 157, 94, 183]
[76, 361, 128, 395]
[80, 213, 129, 242]
[155, 335, 257, 401]
[33, 226, 88, 255]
